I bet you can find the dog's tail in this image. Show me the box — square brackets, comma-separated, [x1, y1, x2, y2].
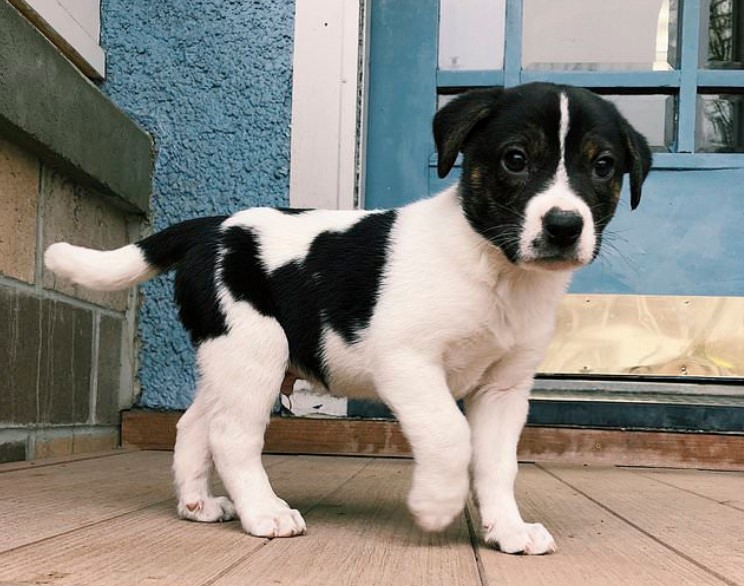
[44, 217, 225, 291]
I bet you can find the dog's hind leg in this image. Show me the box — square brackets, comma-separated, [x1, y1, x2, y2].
[173, 391, 236, 523]
[199, 308, 305, 538]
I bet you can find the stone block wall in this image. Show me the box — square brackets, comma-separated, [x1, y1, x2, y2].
[0, 137, 143, 462]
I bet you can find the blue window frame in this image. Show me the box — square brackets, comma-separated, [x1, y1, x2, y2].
[436, 0, 744, 159]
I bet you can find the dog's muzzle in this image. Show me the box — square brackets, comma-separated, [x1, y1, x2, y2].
[522, 207, 588, 271]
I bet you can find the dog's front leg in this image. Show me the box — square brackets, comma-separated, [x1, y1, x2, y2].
[466, 378, 556, 555]
[375, 357, 471, 532]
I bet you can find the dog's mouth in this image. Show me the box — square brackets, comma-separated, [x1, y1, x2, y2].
[517, 236, 589, 271]
[520, 256, 585, 272]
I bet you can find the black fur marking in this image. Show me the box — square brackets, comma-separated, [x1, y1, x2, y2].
[138, 217, 227, 271]
[275, 207, 314, 215]
[220, 227, 276, 317]
[299, 210, 398, 344]
[171, 220, 229, 345]
[220, 211, 397, 386]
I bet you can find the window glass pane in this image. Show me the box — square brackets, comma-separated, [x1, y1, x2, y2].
[701, 0, 744, 69]
[522, 0, 679, 71]
[696, 94, 744, 151]
[438, 0, 506, 71]
[603, 95, 676, 150]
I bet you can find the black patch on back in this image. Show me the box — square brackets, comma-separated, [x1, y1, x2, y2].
[172, 219, 229, 345]
[275, 207, 313, 215]
[302, 210, 397, 343]
[138, 216, 227, 271]
[220, 211, 397, 386]
[220, 227, 276, 317]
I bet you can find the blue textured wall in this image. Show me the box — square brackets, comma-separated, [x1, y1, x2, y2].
[101, 0, 295, 408]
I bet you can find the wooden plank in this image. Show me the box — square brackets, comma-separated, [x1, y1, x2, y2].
[0, 449, 135, 473]
[264, 417, 411, 457]
[0, 452, 284, 553]
[0, 455, 370, 586]
[474, 465, 727, 586]
[121, 410, 182, 450]
[0, 451, 174, 552]
[123, 411, 413, 456]
[628, 468, 744, 512]
[543, 463, 744, 585]
[210, 459, 480, 586]
[518, 427, 744, 471]
[0, 500, 263, 585]
[123, 411, 744, 471]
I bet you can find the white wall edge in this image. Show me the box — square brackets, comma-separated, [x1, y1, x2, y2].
[355, 0, 371, 209]
[9, 0, 105, 79]
[289, 0, 366, 210]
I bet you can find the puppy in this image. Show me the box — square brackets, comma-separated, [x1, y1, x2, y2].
[45, 82, 650, 554]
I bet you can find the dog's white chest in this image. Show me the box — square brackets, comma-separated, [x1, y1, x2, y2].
[442, 307, 521, 398]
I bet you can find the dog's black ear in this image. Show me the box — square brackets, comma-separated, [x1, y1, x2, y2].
[433, 89, 502, 178]
[621, 121, 652, 210]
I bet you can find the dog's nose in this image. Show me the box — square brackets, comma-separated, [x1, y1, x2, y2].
[543, 208, 583, 247]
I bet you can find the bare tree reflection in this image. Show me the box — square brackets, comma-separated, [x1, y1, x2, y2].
[701, 0, 743, 151]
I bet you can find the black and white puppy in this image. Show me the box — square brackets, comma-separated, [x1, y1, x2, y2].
[45, 82, 651, 555]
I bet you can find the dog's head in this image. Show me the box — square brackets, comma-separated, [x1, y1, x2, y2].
[434, 82, 651, 271]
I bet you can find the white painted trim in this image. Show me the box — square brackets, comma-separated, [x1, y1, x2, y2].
[9, 0, 105, 79]
[289, 0, 366, 210]
[356, 0, 371, 209]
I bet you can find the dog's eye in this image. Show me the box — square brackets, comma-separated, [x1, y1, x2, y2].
[593, 155, 615, 180]
[502, 148, 528, 174]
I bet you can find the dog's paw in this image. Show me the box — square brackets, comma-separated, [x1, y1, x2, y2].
[241, 500, 306, 538]
[178, 496, 237, 523]
[484, 521, 556, 555]
[407, 476, 469, 532]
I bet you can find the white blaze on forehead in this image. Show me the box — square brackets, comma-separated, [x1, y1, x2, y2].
[559, 94, 570, 152]
[517, 91, 598, 266]
[556, 92, 570, 182]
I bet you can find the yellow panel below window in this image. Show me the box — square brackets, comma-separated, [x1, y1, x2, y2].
[541, 295, 744, 378]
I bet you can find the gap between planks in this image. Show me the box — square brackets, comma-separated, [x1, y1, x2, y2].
[0, 454, 484, 586]
[539, 463, 744, 586]
[472, 464, 736, 586]
[0, 449, 137, 474]
[3, 452, 742, 586]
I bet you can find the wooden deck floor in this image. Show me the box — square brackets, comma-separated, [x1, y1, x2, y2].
[0, 451, 742, 586]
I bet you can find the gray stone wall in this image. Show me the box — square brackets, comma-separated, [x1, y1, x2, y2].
[0, 137, 143, 462]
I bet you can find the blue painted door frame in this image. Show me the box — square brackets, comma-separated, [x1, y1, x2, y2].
[365, 0, 438, 209]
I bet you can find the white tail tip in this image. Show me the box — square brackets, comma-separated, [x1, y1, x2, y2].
[44, 242, 157, 291]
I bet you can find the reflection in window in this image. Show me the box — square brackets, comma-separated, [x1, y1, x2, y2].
[603, 95, 676, 150]
[697, 94, 744, 152]
[438, 0, 506, 71]
[522, 0, 679, 70]
[702, 0, 744, 69]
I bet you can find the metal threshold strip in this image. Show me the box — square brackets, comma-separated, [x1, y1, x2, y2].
[530, 378, 744, 433]
[533, 376, 744, 405]
[340, 377, 744, 433]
